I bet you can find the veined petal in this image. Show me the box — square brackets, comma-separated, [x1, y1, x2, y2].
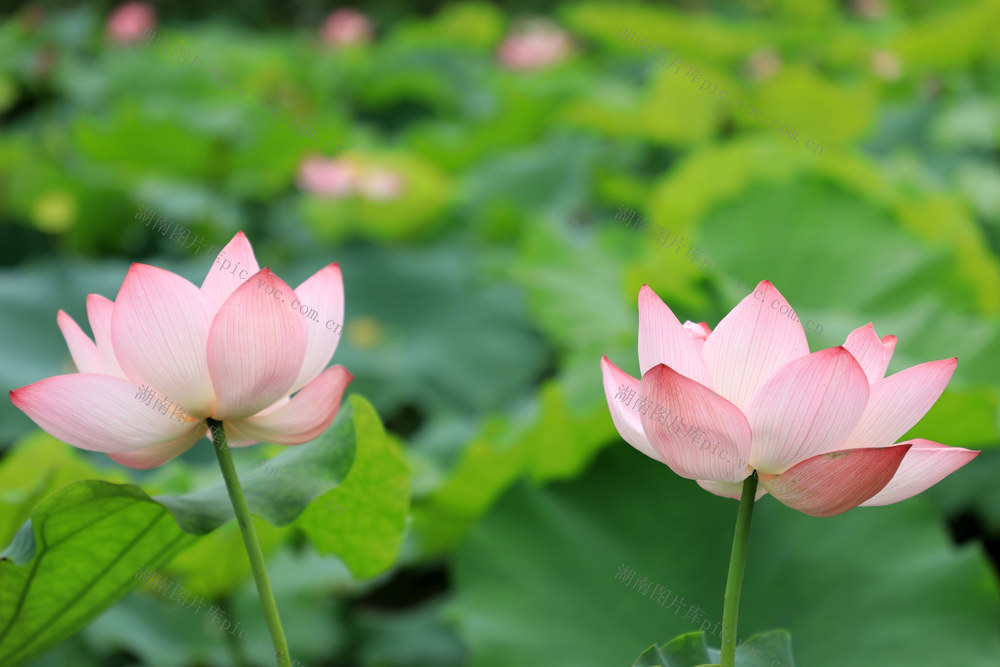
[224, 366, 352, 445]
[206, 422, 258, 449]
[57, 310, 103, 374]
[761, 444, 911, 517]
[638, 364, 752, 482]
[697, 479, 768, 501]
[600, 356, 659, 461]
[747, 347, 869, 474]
[200, 232, 261, 309]
[10, 374, 204, 454]
[288, 263, 345, 394]
[111, 264, 217, 414]
[837, 358, 957, 451]
[207, 268, 308, 420]
[255, 395, 291, 417]
[87, 294, 127, 378]
[107, 426, 208, 469]
[701, 280, 810, 411]
[843, 323, 892, 383]
[637, 286, 713, 387]
[860, 440, 979, 506]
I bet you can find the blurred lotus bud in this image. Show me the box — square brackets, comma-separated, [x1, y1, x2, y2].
[851, 0, 887, 20]
[297, 157, 357, 197]
[497, 19, 574, 71]
[32, 190, 77, 233]
[871, 49, 902, 81]
[921, 75, 942, 99]
[106, 2, 156, 45]
[347, 316, 383, 349]
[321, 8, 374, 47]
[32, 44, 57, 79]
[747, 48, 781, 80]
[357, 169, 404, 201]
[20, 5, 45, 33]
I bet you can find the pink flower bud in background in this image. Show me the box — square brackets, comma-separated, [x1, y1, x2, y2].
[871, 49, 902, 81]
[20, 5, 46, 34]
[497, 19, 574, 71]
[851, 0, 888, 20]
[297, 157, 358, 198]
[32, 45, 58, 79]
[106, 2, 156, 45]
[321, 8, 374, 47]
[357, 169, 404, 201]
[746, 48, 781, 80]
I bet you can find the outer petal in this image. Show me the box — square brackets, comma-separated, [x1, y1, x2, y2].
[701, 280, 810, 411]
[881, 335, 897, 370]
[601, 356, 659, 461]
[207, 268, 308, 420]
[223, 366, 353, 445]
[637, 286, 713, 387]
[57, 310, 103, 374]
[200, 232, 261, 309]
[697, 479, 769, 501]
[747, 347, 869, 474]
[761, 444, 911, 517]
[860, 439, 979, 506]
[837, 358, 957, 451]
[639, 364, 752, 482]
[288, 263, 345, 394]
[107, 426, 208, 469]
[87, 294, 127, 378]
[10, 374, 203, 454]
[112, 264, 218, 414]
[843, 323, 893, 383]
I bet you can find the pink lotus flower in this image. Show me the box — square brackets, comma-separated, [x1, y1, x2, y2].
[11, 233, 351, 469]
[321, 8, 374, 47]
[601, 281, 978, 516]
[497, 19, 574, 71]
[297, 156, 358, 198]
[106, 2, 156, 45]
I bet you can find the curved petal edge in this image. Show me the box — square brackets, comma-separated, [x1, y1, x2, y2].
[860, 440, 980, 506]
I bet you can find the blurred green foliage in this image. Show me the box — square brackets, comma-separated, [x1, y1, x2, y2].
[1, 1, 999, 665]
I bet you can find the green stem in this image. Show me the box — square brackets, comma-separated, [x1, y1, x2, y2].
[209, 419, 291, 667]
[720, 472, 758, 667]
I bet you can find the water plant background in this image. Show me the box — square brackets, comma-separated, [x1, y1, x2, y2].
[1, 1, 999, 666]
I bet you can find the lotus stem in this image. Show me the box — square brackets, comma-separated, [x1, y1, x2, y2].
[209, 419, 291, 667]
[720, 472, 758, 667]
